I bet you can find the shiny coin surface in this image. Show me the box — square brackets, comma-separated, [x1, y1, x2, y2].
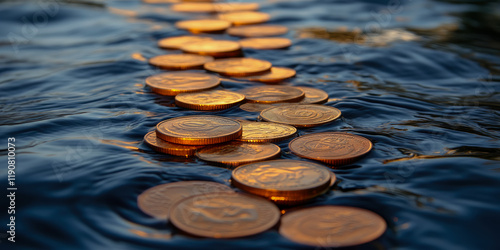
[218, 11, 270, 26]
[145, 72, 220, 96]
[171, 3, 259, 13]
[181, 40, 241, 58]
[239, 37, 292, 50]
[144, 131, 205, 157]
[170, 192, 280, 238]
[158, 36, 213, 50]
[156, 115, 242, 145]
[239, 121, 297, 143]
[175, 19, 231, 33]
[296, 87, 329, 104]
[239, 67, 296, 83]
[260, 104, 341, 127]
[241, 86, 304, 103]
[204, 58, 272, 76]
[227, 25, 288, 37]
[239, 103, 275, 112]
[279, 206, 386, 247]
[137, 181, 233, 220]
[289, 132, 373, 165]
[213, 2, 259, 12]
[231, 159, 332, 204]
[196, 141, 280, 167]
[175, 89, 245, 110]
[149, 54, 214, 70]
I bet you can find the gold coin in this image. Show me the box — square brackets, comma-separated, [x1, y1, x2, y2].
[239, 103, 275, 112]
[296, 87, 329, 104]
[149, 54, 214, 70]
[145, 72, 220, 96]
[137, 181, 233, 220]
[175, 19, 231, 33]
[279, 206, 386, 247]
[238, 121, 297, 143]
[157, 36, 213, 50]
[239, 37, 292, 50]
[241, 86, 304, 103]
[231, 159, 332, 204]
[218, 11, 270, 26]
[175, 89, 245, 110]
[289, 132, 373, 165]
[171, 3, 259, 13]
[259, 104, 341, 127]
[181, 40, 242, 58]
[196, 141, 280, 167]
[212, 2, 259, 12]
[239, 67, 296, 83]
[169, 192, 280, 238]
[204, 58, 272, 76]
[156, 115, 242, 145]
[144, 131, 205, 157]
[227, 25, 288, 37]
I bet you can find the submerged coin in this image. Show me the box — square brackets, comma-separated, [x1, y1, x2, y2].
[181, 40, 241, 58]
[175, 19, 231, 33]
[156, 115, 242, 145]
[171, 3, 259, 13]
[231, 159, 332, 204]
[239, 37, 292, 50]
[239, 121, 297, 143]
[149, 54, 214, 70]
[289, 132, 373, 165]
[218, 11, 270, 26]
[239, 103, 276, 112]
[204, 58, 272, 76]
[241, 86, 304, 103]
[175, 89, 245, 110]
[196, 141, 280, 167]
[137, 181, 233, 220]
[144, 131, 205, 157]
[145, 72, 220, 96]
[227, 25, 288, 37]
[157, 36, 213, 50]
[279, 206, 386, 247]
[296, 87, 329, 104]
[169, 192, 280, 238]
[259, 104, 341, 127]
[239, 67, 296, 83]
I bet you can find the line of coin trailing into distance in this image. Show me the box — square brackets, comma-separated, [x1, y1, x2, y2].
[137, 0, 387, 247]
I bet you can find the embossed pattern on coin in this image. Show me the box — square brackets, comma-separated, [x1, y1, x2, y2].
[241, 86, 304, 103]
[196, 141, 280, 167]
[204, 58, 272, 76]
[145, 72, 220, 96]
[296, 87, 329, 104]
[239, 103, 276, 112]
[181, 40, 241, 58]
[149, 54, 214, 70]
[175, 90, 245, 110]
[239, 121, 297, 143]
[227, 25, 288, 37]
[170, 192, 280, 238]
[279, 206, 386, 247]
[158, 36, 213, 50]
[239, 38, 292, 50]
[144, 131, 205, 157]
[239, 67, 296, 83]
[218, 11, 270, 26]
[259, 104, 341, 127]
[175, 19, 231, 33]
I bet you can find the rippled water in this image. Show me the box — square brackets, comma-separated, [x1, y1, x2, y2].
[1, 0, 499, 249]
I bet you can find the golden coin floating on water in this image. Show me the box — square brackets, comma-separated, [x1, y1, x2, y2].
[181, 40, 242, 58]
[145, 72, 220, 96]
[238, 67, 296, 83]
[227, 25, 288, 37]
[157, 36, 213, 50]
[238, 121, 297, 143]
[239, 103, 276, 112]
[137, 181, 233, 220]
[279, 206, 386, 248]
[169, 192, 280, 238]
[144, 131, 205, 157]
[196, 141, 280, 167]
[259, 104, 341, 127]
[289, 132, 373, 165]
[171, 2, 259, 13]
[175, 19, 231, 33]
[156, 115, 242, 145]
[175, 89, 245, 110]
[149, 54, 214, 70]
[218, 11, 270, 26]
[241, 86, 305, 103]
[231, 159, 333, 204]
[296, 86, 329, 104]
[204, 58, 272, 76]
[239, 37, 292, 50]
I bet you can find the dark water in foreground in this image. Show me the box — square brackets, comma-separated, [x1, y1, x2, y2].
[1, 0, 500, 249]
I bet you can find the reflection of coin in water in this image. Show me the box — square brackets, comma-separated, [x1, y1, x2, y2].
[204, 58, 272, 76]
[241, 86, 304, 103]
[259, 104, 341, 127]
[175, 89, 245, 110]
[279, 206, 386, 248]
[227, 25, 288, 37]
[171, 3, 259, 13]
[239, 67, 296, 83]
[218, 11, 270, 26]
[181, 40, 241, 58]
[238, 121, 297, 143]
[149, 54, 214, 70]
[169, 192, 280, 238]
[144, 131, 205, 157]
[145, 72, 220, 96]
[289, 132, 372, 165]
[157, 36, 213, 50]
[196, 141, 280, 167]
[156, 115, 242, 145]
[239, 38, 292, 50]
[231, 159, 332, 204]
[175, 19, 231, 33]
[137, 181, 233, 220]
[296, 87, 329, 104]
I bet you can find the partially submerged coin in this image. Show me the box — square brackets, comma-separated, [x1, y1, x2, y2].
[158, 36, 213, 50]
[289, 132, 373, 165]
[218, 11, 270, 26]
[181, 40, 241, 58]
[175, 89, 245, 110]
[239, 67, 296, 83]
[175, 19, 231, 33]
[296, 87, 329, 104]
[145, 72, 220, 96]
[171, 2, 259, 13]
[204, 58, 272, 76]
[156, 115, 242, 145]
[239, 37, 292, 50]
[196, 141, 280, 167]
[279, 206, 386, 247]
[239, 103, 276, 112]
[149, 54, 214, 70]
[137, 181, 233, 220]
[239, 121, 297, 143]
[169, 192, 280, 238]
[144, 131, 205, 157]
[227, 25, 288, 37]
[259, 104, 341, 127]
[241, 86, 304, 103]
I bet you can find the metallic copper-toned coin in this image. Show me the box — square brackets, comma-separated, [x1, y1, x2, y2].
[289, 132, 373, 165]
[279, 206, 386, 247]
[171, 3, 259, 13]
[239, 67, 296, 83]
[169, 192, 280, 238]
[296, 87, 329, 104]
[260, 104, 341, 127]
[145, 72, 220, 96]
[156, 115, 242, 145]
[196, 141, 280, 167]
[137, 181, 233, 220]
[204, 58, 272, 76]
[227, 25, 288, 37]
[175, 19, 231, 33]
[212, 2, 259, 12]
[144, 131, 205, 157]
[218, 11, 270, 26]
[175, 89, 245, 110]
[238, 121, 297, 143]
[231, 159, 332, 204]
[181, 40, 241, 58]
[239, 37, 292, 50]
[241, 86, 304, 104]
[157, 36, 213, 50]
[149, 54, 214, 70]
[239, 103, 275, 112]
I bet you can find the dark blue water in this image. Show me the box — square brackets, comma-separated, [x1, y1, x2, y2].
[1, 0, 499, 249]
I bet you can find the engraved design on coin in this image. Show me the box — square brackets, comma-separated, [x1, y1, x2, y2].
[176, 90, 245, 105]
[260, 104, 341, 127]
[240, 122, 296, 142]
[242, 86, 304, 103]
[204, 58, 272, 76]
[195, 142, 280, 166]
